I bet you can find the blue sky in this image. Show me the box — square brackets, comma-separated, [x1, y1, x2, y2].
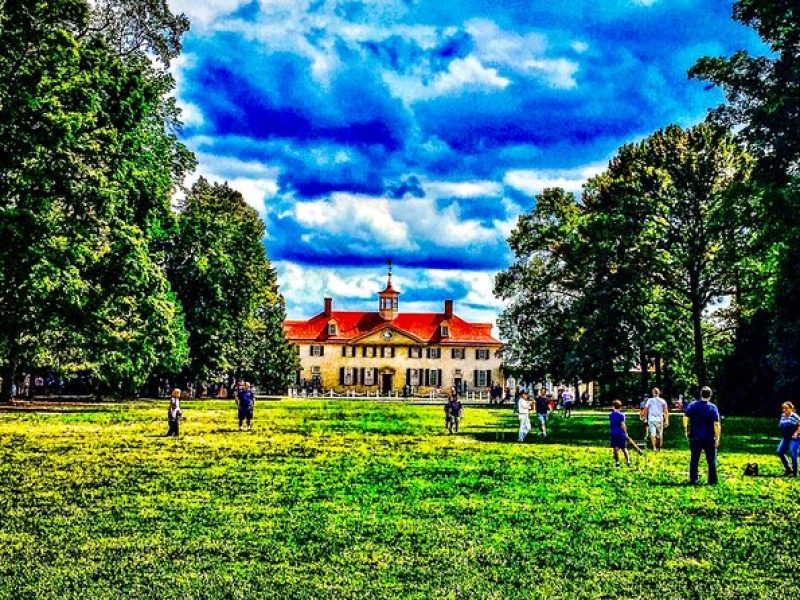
[168, 0, 764, 327]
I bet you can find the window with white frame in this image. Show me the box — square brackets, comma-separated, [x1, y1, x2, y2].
[409, 346, 422, 358]
[327, 323, 337, 335]
[310, 345, 324, 356]
[477, 370, 488, 386]
[427, 347, 441, 359]
[344, 368, 353, 385]
[364, 369, 375, 385]
[476, 348, 490, 360]
[342, 346, 356, 357]
[440, 325, 449, 337]
[429, 370, 440, 386]
[451, 348, 465, 359]
[311, 366, 321, 375]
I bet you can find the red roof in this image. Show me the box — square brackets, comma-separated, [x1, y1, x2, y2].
[284, 311, 500, 345]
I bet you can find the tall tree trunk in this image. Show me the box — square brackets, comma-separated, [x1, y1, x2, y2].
[0, 362, 14, 402]
[689, 269, 706, 385]
[654, 352, 662, 389]
[639, 345, 649, 398]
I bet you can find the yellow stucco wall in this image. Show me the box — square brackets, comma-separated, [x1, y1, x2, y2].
[294, 337, 502, 393]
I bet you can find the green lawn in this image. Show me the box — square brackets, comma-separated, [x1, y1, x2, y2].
[0, 401, 795, 599]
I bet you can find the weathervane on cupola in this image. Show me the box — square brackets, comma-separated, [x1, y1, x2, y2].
[378, 259, 400, 321]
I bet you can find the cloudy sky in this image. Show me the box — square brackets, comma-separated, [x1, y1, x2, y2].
[167, 0, 763, 328]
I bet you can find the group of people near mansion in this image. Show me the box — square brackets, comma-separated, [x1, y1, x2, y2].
[158, 379, 797, 485]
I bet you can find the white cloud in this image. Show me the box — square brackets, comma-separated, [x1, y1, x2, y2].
[504, 164, 606, 196]
[425, 180, 504, 198]
[168, 0, 250, 28]
[293, 194, 414, 250]
[571, 41, 589, 53]
[431, 56, 511, 94]
[466, 19, 579, 89]
[522, 58, 579, 89]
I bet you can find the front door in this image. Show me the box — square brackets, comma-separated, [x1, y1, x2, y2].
[381, 374, 393, 394]
[454, 378, 462, 394]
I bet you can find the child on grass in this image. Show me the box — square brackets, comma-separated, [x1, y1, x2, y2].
[166, 388, 182, 437]
[609, 400, 631, 467]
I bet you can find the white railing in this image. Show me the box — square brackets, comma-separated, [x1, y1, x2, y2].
[287, 387, 491, 401]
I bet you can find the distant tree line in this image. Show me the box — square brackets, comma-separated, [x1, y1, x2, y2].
[0, 0, 298, 399]
[495, 0, 799, 415]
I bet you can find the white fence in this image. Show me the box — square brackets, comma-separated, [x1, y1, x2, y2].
[287, 388, 490, 402]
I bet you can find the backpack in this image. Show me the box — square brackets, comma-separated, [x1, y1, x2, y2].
[743, 463, 759, 477]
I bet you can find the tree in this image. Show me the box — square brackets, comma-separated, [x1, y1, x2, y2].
[168, 179, 299, 393]
[496, 124, 751, 400]
[691, 1, 800, 398]
[0, 0, 192, 398]
[586, 124, 752, 387]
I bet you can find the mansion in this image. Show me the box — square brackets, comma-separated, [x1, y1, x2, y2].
[283, 274, 502, 395]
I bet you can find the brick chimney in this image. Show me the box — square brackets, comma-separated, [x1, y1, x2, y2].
[444, 299, 453, 318]
[324, 297, 332, 315]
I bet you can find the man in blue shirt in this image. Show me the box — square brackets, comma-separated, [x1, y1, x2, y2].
[683, 386, 721, 485]
[237, 382, 255, 431]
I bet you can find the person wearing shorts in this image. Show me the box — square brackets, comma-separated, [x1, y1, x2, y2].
[644, 388, 669, 451]
[609, 400, 631, 467]
[535, 389, 551, 438]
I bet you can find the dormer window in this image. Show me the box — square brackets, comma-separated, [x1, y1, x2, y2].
[328, 323, 337, 336]
[440, 325, 449, 337]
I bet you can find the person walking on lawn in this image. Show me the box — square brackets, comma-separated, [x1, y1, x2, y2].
[683, 386, 721, 485]
[644, 388, 669, 451]
[517, 391, 532, 442]
[166, 388, 182, 437]
[445, 388, 463, 434]
[609, 400, 631, 467]
[777, 401, 800, 476]
[535, 389, 552, 438]
[237, 382, 255, 431]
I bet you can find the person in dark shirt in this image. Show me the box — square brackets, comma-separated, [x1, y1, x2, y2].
[609, 400, 631, 467]
[237, 382, 255, 431]
[535, 390, 552, 438]
[682, 386, 721, 485]
[445, 388, 463, 434]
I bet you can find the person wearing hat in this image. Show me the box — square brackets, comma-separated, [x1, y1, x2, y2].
[166, 388, 182, 437]
[517, 390, 532, 442]
[683, 386, 720, 485]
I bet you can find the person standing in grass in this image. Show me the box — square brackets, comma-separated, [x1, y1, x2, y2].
[445, 388, 463, 434]
[562, 389, 574, 417]
[609, 400, 631, 467]
[777, 401, 800, 476]
[517, 390, 532, 442]
[644, 388, 669, 451]
[166, 388, 182, 437]
[535, 389, 551, 438]
[237, 382, 255, 431]
[683, 386, 721, 485]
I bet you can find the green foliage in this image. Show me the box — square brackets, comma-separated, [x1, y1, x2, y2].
[496, 125, 751, 398]
[169, 178, 299, 392]
[0, 0, 194, 396]
[0, 401, 797, 598]
[691, 0, 800, 400]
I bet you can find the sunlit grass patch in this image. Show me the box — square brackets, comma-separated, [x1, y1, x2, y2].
[0, 401, 795, 599]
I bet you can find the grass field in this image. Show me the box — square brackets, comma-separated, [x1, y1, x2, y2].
[0, 400, 796, 599]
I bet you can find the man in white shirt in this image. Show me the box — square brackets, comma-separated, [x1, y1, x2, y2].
[644, 388, 669, 451]
[517, 391, 532, 443]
